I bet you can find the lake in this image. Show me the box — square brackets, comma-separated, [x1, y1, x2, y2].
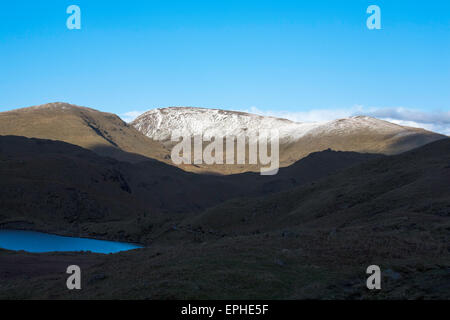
[0, 229, 142, 254]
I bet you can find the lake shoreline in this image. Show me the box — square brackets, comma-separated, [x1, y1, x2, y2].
[0, 229, 144, 254]
[0, 221, 148, 247]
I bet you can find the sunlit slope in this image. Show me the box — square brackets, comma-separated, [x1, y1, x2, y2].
[0, 102, 169, 163]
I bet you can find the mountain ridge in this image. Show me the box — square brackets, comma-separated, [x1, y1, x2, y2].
[131, 106, 446, 172]
[132, 107, 430, 142]
[0, 102, 446, 175]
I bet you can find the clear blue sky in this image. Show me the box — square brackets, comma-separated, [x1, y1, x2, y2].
[0, 0, 449, 121]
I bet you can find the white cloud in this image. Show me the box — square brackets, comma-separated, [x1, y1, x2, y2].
[379, 118, 450, 136]
[355, 107, 450, 136]
[359, 107, 450, 124]
[120, 110, 145, 123]
[240, 105, 450, 136]
[242, 106, 362, 123]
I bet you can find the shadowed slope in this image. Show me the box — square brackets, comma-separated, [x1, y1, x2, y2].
[0, 135, 381, 241]
[183, 138, 450, 237]
[1, 139, 448, 299]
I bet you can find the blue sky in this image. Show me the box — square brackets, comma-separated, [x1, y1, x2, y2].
[0, 1, 449, 133]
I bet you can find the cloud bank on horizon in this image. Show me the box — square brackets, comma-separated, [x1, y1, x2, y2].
[121, 106, 450, 136]
[244, 106, 450, 136]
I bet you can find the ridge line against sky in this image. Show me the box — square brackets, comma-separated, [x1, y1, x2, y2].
[0, 1, 448, 134]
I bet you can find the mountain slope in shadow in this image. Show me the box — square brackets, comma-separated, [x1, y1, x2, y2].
[1, 138, 448, 299]
[0, 135, 381, 241]
[185, 138, 450, 235]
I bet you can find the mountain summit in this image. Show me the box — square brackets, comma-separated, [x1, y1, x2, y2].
[132, 107, 319, 142]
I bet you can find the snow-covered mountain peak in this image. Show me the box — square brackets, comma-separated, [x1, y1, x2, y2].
[131, 107, 422, 142]
[132, 107, 321, 142]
